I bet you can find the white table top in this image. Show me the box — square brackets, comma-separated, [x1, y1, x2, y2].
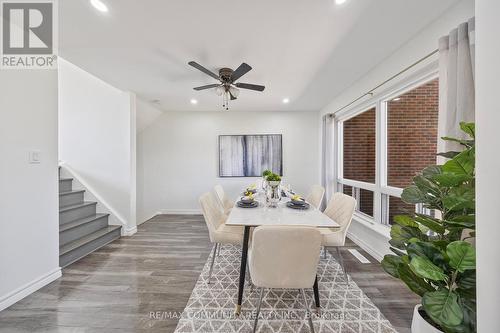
[225, 194, 339, 228]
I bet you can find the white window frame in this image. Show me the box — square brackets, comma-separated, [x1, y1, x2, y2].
[334, 63, 439, 229]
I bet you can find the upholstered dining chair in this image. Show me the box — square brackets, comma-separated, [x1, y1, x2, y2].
[320, 192, 357, 281]
[305, 185, 326, 209]
[199, 192, 243, 283]
[214, 184, 234, 215]
[249, 226, 322, 333]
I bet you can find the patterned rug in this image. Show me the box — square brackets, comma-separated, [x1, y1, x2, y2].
[174, 245, 397, 333]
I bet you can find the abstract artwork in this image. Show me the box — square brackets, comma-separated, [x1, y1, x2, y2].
[219, 134, 282, 177]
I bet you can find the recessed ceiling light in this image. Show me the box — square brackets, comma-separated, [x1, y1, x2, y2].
[190, 99, 198, 105]
[335, 0, 348, 5]
[90, 0, 108, 12]
[282, 98, 290, 104]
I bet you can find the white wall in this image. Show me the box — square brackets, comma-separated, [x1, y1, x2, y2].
[137, 111, 320, 223]
[319, 0, 474, 261]
[475, 0, 500, 330]
[0, 70, 60, 311]
[58, 59, 137, 234]
[136, 99, 163, 133]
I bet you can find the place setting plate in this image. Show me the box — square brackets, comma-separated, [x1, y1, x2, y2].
[286, 199, 310, 210]
[236, 198, 259, 208]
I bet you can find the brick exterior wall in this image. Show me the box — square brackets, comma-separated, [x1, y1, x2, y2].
[342, 79, 439, 223]
[343, 108, 376, 216]
[387, 79, 439, 188]
[387, 79, 439, 223]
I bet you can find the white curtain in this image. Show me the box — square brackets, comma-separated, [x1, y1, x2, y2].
[321, 114, 335, 210]
[438, 17, 475, 155]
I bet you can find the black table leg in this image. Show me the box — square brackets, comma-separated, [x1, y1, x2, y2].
[313, 275, 320, 312]
[235, 226, 251, 315]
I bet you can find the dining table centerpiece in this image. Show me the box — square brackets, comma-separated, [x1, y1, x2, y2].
[262, 169, 272, 191]
[265, 173, 281, 207]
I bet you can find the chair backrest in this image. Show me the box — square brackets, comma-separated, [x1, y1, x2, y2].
[249, 226, 322, 289]
[305, 185, 325, 209]
[214, 184, 232, 212]
[323, 192, 356, 237]
[199, 192, 226, 242]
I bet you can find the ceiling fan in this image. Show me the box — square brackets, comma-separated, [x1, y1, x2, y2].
[188, 61, 265, 110]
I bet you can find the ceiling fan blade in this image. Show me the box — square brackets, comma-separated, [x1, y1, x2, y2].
[235, 82, 265, 92]
[231, 63, 252, 82]
[193, 84, 220, 91]
[188, 61, 220, 81]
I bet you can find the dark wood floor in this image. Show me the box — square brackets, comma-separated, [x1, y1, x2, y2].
[0, 215, 418, 332]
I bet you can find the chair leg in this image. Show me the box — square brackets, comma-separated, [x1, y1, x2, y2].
[246, 261, 253, 289]
[253, 288, 264, 333]
[300, 289, 315, 333]
[208, 243, 218, 284]
[336, 247, 348, 282]
[322, 246, 327, 259]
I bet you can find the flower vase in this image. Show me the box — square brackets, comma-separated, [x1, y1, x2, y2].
[266, 181, 281, 208]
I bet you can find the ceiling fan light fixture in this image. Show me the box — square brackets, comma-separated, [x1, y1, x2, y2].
[229, 86, 240, 98]
[215, 86, 224, 96]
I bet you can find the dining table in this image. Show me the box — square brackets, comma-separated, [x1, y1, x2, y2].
[225, 190, 340, 315]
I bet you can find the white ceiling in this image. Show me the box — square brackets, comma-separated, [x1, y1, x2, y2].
[59, 0, 460, 112]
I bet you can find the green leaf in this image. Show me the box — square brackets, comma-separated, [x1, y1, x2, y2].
[407, 241, 447, 268]
[422, 165, 442, 177]
[423, 290, 463, 328]
[413, 175, 441, 197]
[460, 122, 475, 139]
[390, 247, 406, 257]
[441, 136, 474, 148]
[415, 214, 446, 234]
[457, 270, 476, 290]
[437, 151, 461, 159]
[381, 255, 403, 278]
[401, 185, 427, 204]
[433, 173, 471, 187]
[442, 149, 475, 176]
[447, 241, 476, 272]
[397, 264, 435, 297]
[393, 215, 418, 228]
[442, 186, 475, 212]
[410, 256, 447, 281]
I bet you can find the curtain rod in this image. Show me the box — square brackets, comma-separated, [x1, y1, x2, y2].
[328, 48, 439, 117]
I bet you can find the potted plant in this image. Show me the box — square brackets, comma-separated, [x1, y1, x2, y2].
[381, 122, 476, 333]
[262, 169, 272, 190]
[265, 173, 282, 207]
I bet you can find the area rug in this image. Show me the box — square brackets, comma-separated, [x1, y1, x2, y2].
[174, 245, 397, 333]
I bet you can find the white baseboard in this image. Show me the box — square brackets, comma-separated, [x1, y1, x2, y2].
[0, 268, 61, 312]
[347, 231, 385, 262]
[122, 226, 137, 236]
[158, 209, 201, 215]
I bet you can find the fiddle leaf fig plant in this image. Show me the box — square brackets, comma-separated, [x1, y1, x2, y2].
[381, 122, 476, 332]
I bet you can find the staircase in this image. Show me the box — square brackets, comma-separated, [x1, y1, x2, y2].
[59, 169, 121, 267]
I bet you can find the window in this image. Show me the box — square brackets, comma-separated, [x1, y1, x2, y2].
[339, 107, 376, 218]
[335, 75, 439, 227]
[386, 79, 439, 188]
[343, 108, 376, 183]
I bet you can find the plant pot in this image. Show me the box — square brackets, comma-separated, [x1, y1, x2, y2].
[268, 180, 280, 187]
[411, 305, 443, 333]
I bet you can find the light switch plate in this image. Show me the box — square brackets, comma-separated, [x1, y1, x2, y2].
[29, 150, 41, 164]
